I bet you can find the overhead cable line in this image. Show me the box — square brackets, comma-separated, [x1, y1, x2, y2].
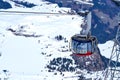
[0, 10, 76, 15]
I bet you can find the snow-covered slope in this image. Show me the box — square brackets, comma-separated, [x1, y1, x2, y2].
[0, 1, 84, 80]
[98, 41, 114, 59]
[0, 0, 117, 80]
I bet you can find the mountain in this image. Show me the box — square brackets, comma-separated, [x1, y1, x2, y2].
[0, 0, 120, 80]
[92, 0, 120, 43]
[0, 0, 120, 43]
[0, 1, 86, 79]
[45, 0, 120, 44]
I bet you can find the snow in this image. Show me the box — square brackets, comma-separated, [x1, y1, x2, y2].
[98, 41, 114, 59]
[74, 0, 94, 5]
[0, 1, 84, 79]
[0, 0, 117, 80]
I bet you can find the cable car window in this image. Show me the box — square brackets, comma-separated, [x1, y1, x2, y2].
[87, 42, 92, 52]
[77, 43, 87, 54]
[71, 40, 89, 54]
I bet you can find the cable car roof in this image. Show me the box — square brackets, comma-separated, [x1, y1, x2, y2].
[71, 34, 97, 42]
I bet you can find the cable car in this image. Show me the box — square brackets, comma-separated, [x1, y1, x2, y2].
[70, 11, 98, 56]
[71, 34, 97, 56]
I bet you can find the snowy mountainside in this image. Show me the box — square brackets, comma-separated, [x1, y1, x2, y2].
[0, 1, 86, 80]
[0, 0, 118, 80]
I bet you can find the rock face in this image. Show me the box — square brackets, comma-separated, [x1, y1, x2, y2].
[71, 47, 105, 71]
[45, 0, 120, 43]
[92, 0, 120, 43]
[0, 0, 12, 9]
[10, 0, 36, 8]
[47, 57, 75, 72]
[47, 48, 106, 72]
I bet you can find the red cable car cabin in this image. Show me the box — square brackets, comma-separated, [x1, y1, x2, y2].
[71, 34, 97, 56]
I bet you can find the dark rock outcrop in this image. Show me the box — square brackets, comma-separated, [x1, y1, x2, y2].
[47, 48, 120, 72]
[71, 47, 105, 71]
[47, 47, 106, 72]
[0, 0, 12, 9]
[47, 57, 75, 72]
[10, 0, 36, 8]
[92, 0, 120, 43]
[7, 27, 42, 38]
